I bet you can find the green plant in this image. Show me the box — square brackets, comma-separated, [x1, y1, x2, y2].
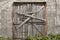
[0, 37, 10, 40]
[25, 34, 60, 40]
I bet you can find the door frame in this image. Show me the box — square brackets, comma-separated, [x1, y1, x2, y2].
[12, 2, 47, 40]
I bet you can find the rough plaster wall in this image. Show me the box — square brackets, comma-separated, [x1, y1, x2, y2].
[0, 0, 60, 38]
[0, 0, 15, 37]
[46, 0, 60, 34]
[46, 0, 56, 34]
[55, 0, 60, 33]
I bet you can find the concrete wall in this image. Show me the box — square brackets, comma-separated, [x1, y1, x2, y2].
[0, 0, 60, 38]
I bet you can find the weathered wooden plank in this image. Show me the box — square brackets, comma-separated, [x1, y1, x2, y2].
[17, 14, 35, 29]
[33, 24, 44, 35]
[18, 13, 46, 21]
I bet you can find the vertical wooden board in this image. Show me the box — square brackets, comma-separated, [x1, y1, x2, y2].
[13, 6, 17, 24]
[33, 25, 37, 35]
[23, 24, 28, 38]
[16, 26, 23, 38]
[15, 5, 19, 24]
[28, 24, 32, 36]
[22, 24, 27, 38]
[43, 7, 45, 19]
[44, 4, 47, 35]
[32, 4, 37, 12]
[21, 4, 27, 14]
[13, 25, 17, 38]
[32, 5, 37, 22]
[14, 5, 18, 13]
[15, 25, 19, 38]
[32, 4, 37, 35]
[16, 5, 21, 24]
[40, 25, 44, 34]
[27, 4, 32, 12]
[37, 25, 40, 34]
[26, 4, 30, 12]
[24, 24, 28, 37]
[16, 5, 23, 39]
[20, 26, 23, 38]
[13, 6, 18, 38]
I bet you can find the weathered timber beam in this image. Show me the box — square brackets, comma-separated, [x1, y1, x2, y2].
[33, 24, 44, 35]
[17, 14, 35, 29]
[19, 13, 46, 21]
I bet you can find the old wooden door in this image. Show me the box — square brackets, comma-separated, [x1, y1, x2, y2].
[12, 2, 47, 40]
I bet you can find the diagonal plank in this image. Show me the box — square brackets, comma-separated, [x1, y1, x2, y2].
[17, 5, 44, 29]
[33, 24, 44, 35]
[19, 13, 46, 21]
[17, 14, 35, 29]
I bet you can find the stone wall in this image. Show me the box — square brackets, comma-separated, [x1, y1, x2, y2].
[0, 0, 60, 38]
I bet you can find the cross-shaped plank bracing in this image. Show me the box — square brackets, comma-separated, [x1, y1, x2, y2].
[17, 5, 45, 30]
